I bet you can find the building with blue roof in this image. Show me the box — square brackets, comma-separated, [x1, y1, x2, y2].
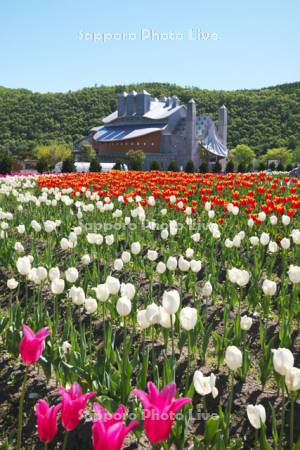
[81, 90, 228, 170]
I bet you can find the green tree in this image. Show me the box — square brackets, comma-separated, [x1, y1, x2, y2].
[230, 144, 256, 168]
[199, 161, 209, 173]
[34, 141, 72, 170]
[80, 141, 96, 161]
[126, 149, 145, 171]
[0, 151, 13, 174]
[292, 146, 300, 166]
[260, 147, 293, 168]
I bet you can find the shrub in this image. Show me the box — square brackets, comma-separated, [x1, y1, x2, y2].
[185, 160, 195, 173]
[226, 160, 235, 173]
[238, 163, 246, 173]
[0, 153, 13, 174]
[213, 161, 222, 173]
[199, 162, 208, 173]
[61, 157, 75, 173]
[36, 158, 48, 174]
[89, 158, 101, 172]
[167, 161, 179, 172]
[276, 162, 284, 171]
[150, 160, 160, 170]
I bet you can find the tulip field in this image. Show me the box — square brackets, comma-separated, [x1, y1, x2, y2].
[0, 170, 300, 450]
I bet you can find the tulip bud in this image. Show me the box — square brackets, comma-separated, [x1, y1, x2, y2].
[51, 278, 65, 295]
[241, 315, 253, 331]
[225, 346, 243, 371]
[95, 283, 110, 302]
[288, 265, 300, 284]
[162, 290, 180, 315]
[116, 296, 132, 317]
[65, 267, 79, 283]
[179, 307, 197, 331]
[106, 276, 120, 295]
[272, 348, 294, 376]
[84, 297, 98, 314]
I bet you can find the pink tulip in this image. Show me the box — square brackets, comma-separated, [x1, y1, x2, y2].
[132, 382, 191, 444]
[92, 403, 138, 450]
[19, 324, 50, 365]
[35, 400, 61, 443]
[58, 382, 96, 431]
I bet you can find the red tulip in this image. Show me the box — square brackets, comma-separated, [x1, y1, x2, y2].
[132, 382, 191, 444]
[92, 403, 138, 450]
[35, 400, 61, 443]
[19, 324, 50, 365]
[58, 382, 96, 431]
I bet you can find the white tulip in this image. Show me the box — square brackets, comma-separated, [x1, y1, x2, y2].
[268, 241, 279, 253]
[145, 303, 161, 325]
[225, 346, 243, 371]
[16, 256, 31, 276]
[137, 310, 150, 329]
[228, 268, 250, 287]
[131, 242, 141, 255]
[270, 215, 278, 225]
[69, 286, 85, 305]
[121, 283, 136, 300]
[156, 261, 166, 274]
[121, 251, 131, 263]
[31, 220, 42, 232]
[288, 265, 300, 284]
[262, 279, 277, 296]
[62, 341, 72, 354]
[162, 289, 180, 315]
[114, 258, 124, 271]
[225, 238, 233, 248]
[51, 278, 65, 295]
[241, 315, 253, 331]
[202, 281, 213, 297]
[285, 367, 300, 392]
[85, 297, 98, 314]
[7, 278, 18, 290]
[36, 266, 47, 283]
[17, 224, 25, 234]
[178, 256, 190, 272]
[272, 348, 294, 376]
[260, 233, 270, 246]
[49, 267, 60, 280]
[291, 229, 300, 245]
[95, 283, 110, 302]
[14, 242, 25, 253]
[185, 248, 194, 259]
[249, 236, 259, 246]
[280, 238, 290, 250]
[193, 370, 218, 398]
[247, 404, 266, 429]
[106, 276, 120, 295]
[282, 215, 291, 226]
[81, 254, 91, 265]
[147, 250, 158, 262]
[190, 260, 202, 273]
[65, 267, 79, 283]
[247, 218, 254, 227]
[192, 233, 200, 242]
[161, 229, 169, 240]
[179, 307, 197, 331]
[116, 296, 132, 316]
[159, 307, 174, 329]
[166, 256, 177, 271]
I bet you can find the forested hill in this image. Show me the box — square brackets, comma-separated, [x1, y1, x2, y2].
[0, 82, 300, 157]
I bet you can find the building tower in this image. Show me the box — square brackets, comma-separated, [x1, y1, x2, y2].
[218, 105, 228, 145]
[185, 99, 198, 166]
[117, 92, 127, 117]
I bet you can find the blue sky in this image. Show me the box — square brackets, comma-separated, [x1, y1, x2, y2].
[0, 0, 299, 92]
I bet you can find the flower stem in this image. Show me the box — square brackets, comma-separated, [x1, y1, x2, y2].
[44, 442, 48, 450]
[279, 378, 286, 450]
[225, 372, 234, 445]
[62, 431, 69, 450]
[16, 366, 29, 450]
[290, 395, 295, 450]
[170, 314, 175, 380]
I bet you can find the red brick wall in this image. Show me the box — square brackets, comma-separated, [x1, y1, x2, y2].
[93, 131, 161, 153]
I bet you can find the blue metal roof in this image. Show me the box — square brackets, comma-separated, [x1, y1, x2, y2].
[93, 124, 166, 142]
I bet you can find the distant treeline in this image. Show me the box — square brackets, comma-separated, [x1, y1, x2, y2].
[0, 82, 300, 158]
